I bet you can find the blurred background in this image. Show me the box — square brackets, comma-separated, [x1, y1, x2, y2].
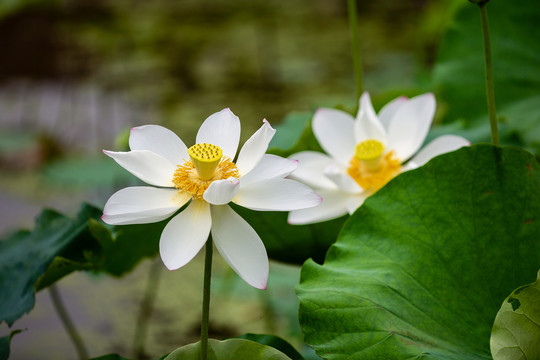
[0, 0, 462, 359]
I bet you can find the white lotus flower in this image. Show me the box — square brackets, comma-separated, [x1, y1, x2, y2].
[102, 108, 321, 289]
[288, 92, 469, 225]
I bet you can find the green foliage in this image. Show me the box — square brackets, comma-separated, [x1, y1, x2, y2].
[89, 355, 132, 360]
[0, 330, 22, 360]
[164, 339, 291, 360]
[0, 204, 101, 326]
[433, 0, 540, 153]
[297, 145, 540, 359]
[0, 204, 167, 326]
[237, 334, 305, 360]
[490, 270, 540, 360]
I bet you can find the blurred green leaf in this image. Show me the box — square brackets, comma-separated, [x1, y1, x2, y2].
[268, 111, 323, 158]
[89, 355, 132, 360]
[164, 339, 291, 360]
[490, 270, 540, 360]
[433, 0, 540, 152]
[0, 204, 100, 326]
[0, 330, 22, 360]
[298, 145, 540, 359]
[0, 203, 167, 325]
[236, 333, 304, 360]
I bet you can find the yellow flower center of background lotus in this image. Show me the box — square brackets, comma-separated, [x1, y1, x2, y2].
[347, 139, 401, 192]
[173, 143, 239, 199]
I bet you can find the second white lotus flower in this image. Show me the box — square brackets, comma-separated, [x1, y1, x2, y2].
[102, 108, 321, 289]
[287, 92, 469, 225]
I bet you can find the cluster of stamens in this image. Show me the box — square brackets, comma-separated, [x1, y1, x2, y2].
[347, 139, 401, 191]
[172, 143, 239, 200]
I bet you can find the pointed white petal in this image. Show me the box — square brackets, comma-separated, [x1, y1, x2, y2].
[211, 205, 268, 289]
[323, 163, 363, 193]
[387, 93, 436, 162]
[129, 125, 188, 166]
[287, 189, 349, 225]
[236, 120, 276, 176]
[240, 154, 298, 187]
[159, 200, 211, 270]
[196, 108, 241, 159]
[104, 150, 176, 187]
[102, 186, 189, 225]
[354, 92, 387, 144]
[409, 135, 470, 167]
[312, 108, 356, 167]
[378, 96, 407, 130]
[234, 179, 322, 211]
[203, 178, 240, 205]
[287, 151, 337, 190]
[345, 193, 369, 215]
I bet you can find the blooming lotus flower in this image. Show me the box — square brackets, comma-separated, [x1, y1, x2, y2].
[287, 92, 469, 225]
[102, 108, 321, 289]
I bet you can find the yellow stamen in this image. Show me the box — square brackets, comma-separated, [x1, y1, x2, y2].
[172, 157, 239, 200]
[347, 150, 401, 192]
[188, 143, 223, 180]
[354, 139, 385, 172]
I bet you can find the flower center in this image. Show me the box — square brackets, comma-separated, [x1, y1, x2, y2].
[172, 143, 239, 200]
[347, 139, 401, 192]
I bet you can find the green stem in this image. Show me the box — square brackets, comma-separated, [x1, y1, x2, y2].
[49, 284, 89, 360]
[133, 259, 162, 359]
[347, 0, 363, 108]
[478, 2, 499, 146]
[200, 238, 213, 360]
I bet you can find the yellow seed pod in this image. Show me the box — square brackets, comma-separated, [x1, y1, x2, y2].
[354, 139, 385, 172]
[188, 143, 223, 180]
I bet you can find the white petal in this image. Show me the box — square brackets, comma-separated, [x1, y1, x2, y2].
[236, 119, 276, 176]
[345, 193, 369, 215]
[203, 178, 240, 205]
[102, 186, 189, 225]
[287, 189, 349, 225]
[409, 135, 470, 167]
[234, 179, 322, 211]
[240, 154, 298, 187]
[129, 125, 188, 166]
[354, 92, 387, 144]
[323, 163, 363, 193]
[378, 96, 407, 130]
[287, 151, 337, 190]
[211, 205, 268, 289]
[312, 108, 356, 167]
[196, 108, 241, 159]
[104, 150, 176, 187]
[159, 200, 211, 270]
[387, 93, 436, 162]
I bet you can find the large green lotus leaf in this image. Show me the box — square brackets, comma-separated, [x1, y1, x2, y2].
[490, 270, 540, 359]
[297, 145, 540, 359]
[0, 204, 101, 326]
[0, 330, 22, 360]
[164, 339, 291, 360]
[433, 0, 540, 152]
[236, 333, 305, 360]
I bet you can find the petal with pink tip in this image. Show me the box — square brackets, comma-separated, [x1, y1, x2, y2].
[287, 189, 349, 225]
[159, 200, 211, 270]
[102, 186, 189, 225]
[236, 119, 276, 176]
[129, 124, 188, 166]
[104, 150, 176, 187]
[240, 154, 298, 187]
[354, 92, 387, 144]
[234, 179, 322, 211]
[211, 205, 268, 289]
[312, 108, 356, 167]
[196, 108, 241, 159]
[387, 93, 436, 162]
[409, 135, 470, 167]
